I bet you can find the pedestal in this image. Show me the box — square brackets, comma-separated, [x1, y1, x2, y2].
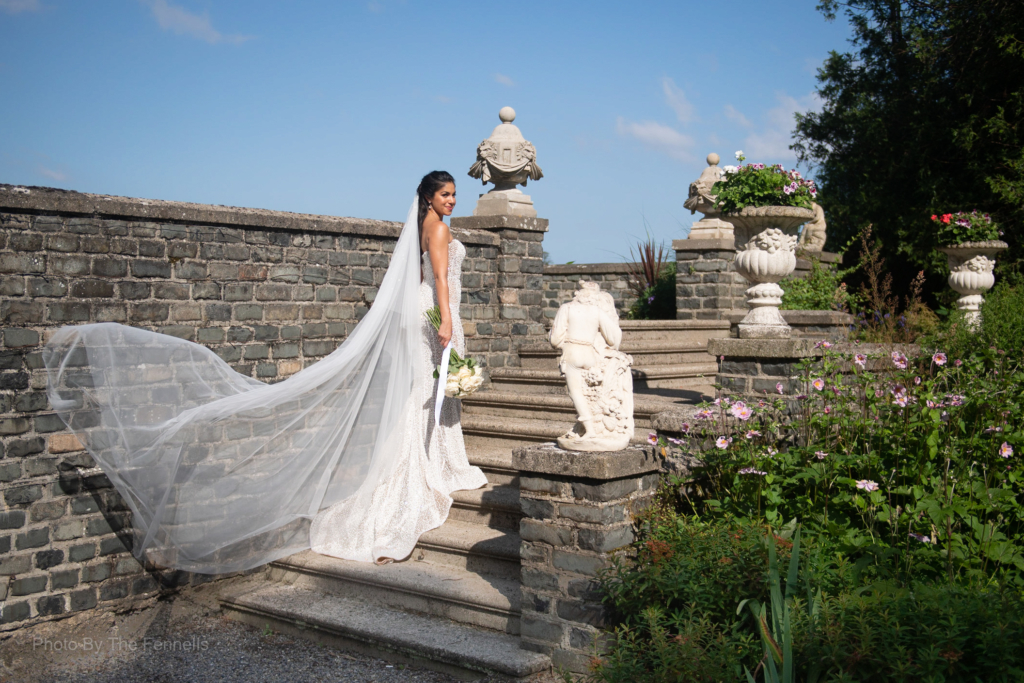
[514, 443, 660, 674]
[473, 189, 537, 217]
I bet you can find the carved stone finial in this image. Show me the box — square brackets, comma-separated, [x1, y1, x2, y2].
[684, 152, 734, 239]
[468, 107, 544, 217]
[550, 282, 635, 452]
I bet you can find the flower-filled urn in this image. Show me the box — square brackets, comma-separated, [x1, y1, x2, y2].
[728, 206, 814, 338]
[938, 240, 1007, 329]
[467, 106, 544, 217]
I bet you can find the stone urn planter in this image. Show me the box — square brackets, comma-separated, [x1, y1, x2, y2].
[726, 205, 815, 339]
[938, 240, 1008, 329]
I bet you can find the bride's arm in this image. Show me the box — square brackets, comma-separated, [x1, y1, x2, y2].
[425, 221, 453, 347]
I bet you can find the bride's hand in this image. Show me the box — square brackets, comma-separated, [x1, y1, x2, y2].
[438, 318, 452, 348]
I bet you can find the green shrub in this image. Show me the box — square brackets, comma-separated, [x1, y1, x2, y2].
[779, 256, 858, 311]
[626, 262, 676, 320]
[939, 282, 1024, 363]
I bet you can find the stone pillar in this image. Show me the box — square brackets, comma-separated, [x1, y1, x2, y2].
[513, 444, 660, 674]
[673, 237, 747, 321]
[452, 215, 549, 369]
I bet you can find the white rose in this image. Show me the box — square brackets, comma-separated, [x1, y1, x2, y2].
[473, 366, 484, 378]
[462, 375, 484, 393]
[458, 366, 472, 380]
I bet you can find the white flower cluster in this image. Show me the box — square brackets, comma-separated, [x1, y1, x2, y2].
[722, 165, 738, 175]
[751, 228, 797, 254]
[445, 364, 485, 398]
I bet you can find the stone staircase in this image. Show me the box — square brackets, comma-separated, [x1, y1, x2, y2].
[218, 319, 728, 680]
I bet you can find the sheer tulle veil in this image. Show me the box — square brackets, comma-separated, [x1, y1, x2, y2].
[43, 199, 425, 573]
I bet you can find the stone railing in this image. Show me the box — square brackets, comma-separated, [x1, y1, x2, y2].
[0, 185, 548, 628]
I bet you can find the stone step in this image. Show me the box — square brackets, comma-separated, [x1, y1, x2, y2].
[220, 582, 550, 681]
[449, 483, 522, 530]
[462, 390, 680, 428]
[518, 340, 715, 370]
[467, 448, 518, 487]
[266, 549, 522, 634]
[618, 319, 731, 343]
[487, 363, 718, 394]
[414, 519, 521, 581]
[461, 413, 649, 448]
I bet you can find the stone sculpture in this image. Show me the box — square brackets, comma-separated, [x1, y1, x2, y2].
[797, 202, 827, 251]
[468, 106, 544, 217]
[684, 153, 734, 239]
[549, 282, 634, 452]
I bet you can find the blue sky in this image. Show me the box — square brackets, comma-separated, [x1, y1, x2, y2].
[0, 0, 853, 264]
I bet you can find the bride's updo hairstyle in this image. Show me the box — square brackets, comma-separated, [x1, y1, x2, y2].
[417, 170, 456, 232]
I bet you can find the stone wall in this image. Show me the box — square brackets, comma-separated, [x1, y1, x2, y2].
[541, 263, 637, 322]
[0, 185, 543, 629]
[673, 236, 844, 322]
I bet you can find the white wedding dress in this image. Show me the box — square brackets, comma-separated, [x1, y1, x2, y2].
[42, 199, 484, 574]
[309, 239, 487, 562]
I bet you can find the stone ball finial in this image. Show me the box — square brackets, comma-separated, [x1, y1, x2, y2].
[499, 106, 516, 124]
[707, 152, 720, 166]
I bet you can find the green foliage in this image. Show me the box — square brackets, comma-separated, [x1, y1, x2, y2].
[780, 256, 858, 311]
[626, 262, 676, 320]
[711, 155, 817, 214]
[793, 0, 1024, 299]
[935, 282, 1024, 363]
[677, 348, 1024, 586]
[932, 210, 1001, 246]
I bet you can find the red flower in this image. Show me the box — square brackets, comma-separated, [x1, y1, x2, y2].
[931, 214, 938, 221]
[942, 214, 952, 224]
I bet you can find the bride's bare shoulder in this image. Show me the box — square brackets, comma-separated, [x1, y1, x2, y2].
[422, 217, 451, 248]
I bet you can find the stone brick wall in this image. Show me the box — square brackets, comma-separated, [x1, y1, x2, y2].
[514, 444, 660, 674]
[541, 263, 636, 322]
[673, 237, 844, 322]
[0, 185, 535, 630]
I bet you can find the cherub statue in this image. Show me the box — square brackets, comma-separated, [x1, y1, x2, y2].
[797, 202, 827, 251]
[549, 282, 634, 452]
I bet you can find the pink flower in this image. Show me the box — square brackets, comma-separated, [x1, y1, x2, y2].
[667, 437, 683, 446]
[812, 378, 825, 391]
[716, 436, 732, 449]
[909, 532, 930, 543]
[891, 351, 908, 369]
[695, 409, 715, 421]
[824, 406, 831, 414]
[776, 382, 784, 395]
[729, 402, 753, 421]
[854, 353, 867, 369]
[894, 396, 908, 408]
[647, 433, 658, 445]
[932, 352, 947, 366]
[927, 400, 938, 408]
[914, 376, 922, 385]
[875, 389, 884, 398]
[984, 426, 1003, 433]
[1000, 442, 1014, 459]
[766, 447, 778, 457]
[738, 467, 767, 476]
[814, 340, 833, 349]
[955, 359, 963, 367]
[855, 480, 879, 492]
[948, 394, 965, 407]
[814, 451, 827, 460]
[745, 430, 762, 439]
[680, 422, 691, 434]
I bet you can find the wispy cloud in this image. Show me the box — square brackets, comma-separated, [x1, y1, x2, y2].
[144, 0, 253, 45]
[661, 77, 695, 123]
[742, 92, 822, 162]
[493, 73, 515, 87]
[0, 0, 40, 14]
[616, 118, 694, 161]
[723, 104, 752, 128]
[37, 165, 67, 182]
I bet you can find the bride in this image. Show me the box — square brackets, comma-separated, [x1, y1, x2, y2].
[43, 171, 486, 572]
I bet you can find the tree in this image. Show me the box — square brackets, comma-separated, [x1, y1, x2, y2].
[793, 0, 1024, 301]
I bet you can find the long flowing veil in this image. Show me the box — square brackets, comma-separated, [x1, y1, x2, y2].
[43, 199, 424, 573]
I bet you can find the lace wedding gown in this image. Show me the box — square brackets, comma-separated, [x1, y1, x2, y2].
[309, 239, 488, 563]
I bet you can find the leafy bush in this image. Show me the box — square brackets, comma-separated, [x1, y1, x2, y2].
[938, 282, 1024, 363]
[626, 262, 675, 320]
[780, 255, 858, 311]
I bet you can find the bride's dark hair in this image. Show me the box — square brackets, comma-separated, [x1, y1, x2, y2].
[417, 170, 456, 232]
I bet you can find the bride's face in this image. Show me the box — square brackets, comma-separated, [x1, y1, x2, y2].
[429, 183, 456, 217]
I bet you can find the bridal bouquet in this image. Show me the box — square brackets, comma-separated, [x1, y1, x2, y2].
[424, 306, 485, 398]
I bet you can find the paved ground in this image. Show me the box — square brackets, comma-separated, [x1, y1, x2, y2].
[0, 581, 467, 683]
